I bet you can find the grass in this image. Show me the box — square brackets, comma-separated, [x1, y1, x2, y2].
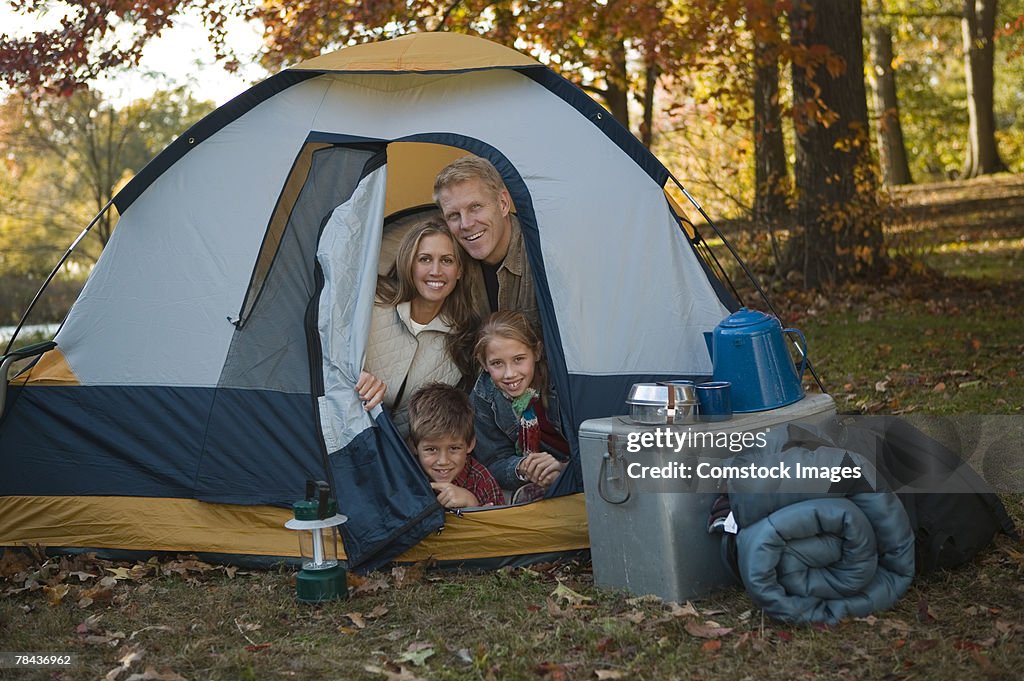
[2, 175, 1024, 681]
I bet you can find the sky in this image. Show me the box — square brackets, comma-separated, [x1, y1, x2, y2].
[0, 3, 268, 106]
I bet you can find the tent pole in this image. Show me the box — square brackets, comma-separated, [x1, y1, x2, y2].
[668, 175, 828, 395]
[3, 198, 115, 356]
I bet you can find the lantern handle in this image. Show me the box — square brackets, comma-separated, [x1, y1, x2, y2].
[305, 479, 333, 520]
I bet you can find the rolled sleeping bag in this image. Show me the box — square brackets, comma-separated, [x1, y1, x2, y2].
[735, 493, 915, 624]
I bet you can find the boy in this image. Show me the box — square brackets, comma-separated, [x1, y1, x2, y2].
[407, 383, 505, 508]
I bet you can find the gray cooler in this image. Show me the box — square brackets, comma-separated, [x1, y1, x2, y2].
[579, 392, 836, 602]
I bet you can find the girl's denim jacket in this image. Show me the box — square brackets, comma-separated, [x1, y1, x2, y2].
[469, 372, 565, 490]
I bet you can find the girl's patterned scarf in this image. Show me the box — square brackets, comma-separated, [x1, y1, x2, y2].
[511, 388, 540, 457]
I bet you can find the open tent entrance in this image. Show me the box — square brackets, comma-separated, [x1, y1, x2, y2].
[220, 139, 540, 570]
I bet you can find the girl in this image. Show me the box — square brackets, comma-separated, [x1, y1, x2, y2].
[357, 219, 478, 438]
[470, 310, 569, 498]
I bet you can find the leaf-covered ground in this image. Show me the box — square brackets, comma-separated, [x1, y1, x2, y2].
[2, 175, 1024, 681]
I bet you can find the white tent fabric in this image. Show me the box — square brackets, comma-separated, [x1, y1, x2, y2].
[316, 165, 388, 452]
[55, 69, 724, 388]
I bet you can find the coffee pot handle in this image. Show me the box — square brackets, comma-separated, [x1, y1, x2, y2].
[783, 328, 808, 380]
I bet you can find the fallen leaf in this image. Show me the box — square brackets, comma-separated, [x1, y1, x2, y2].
[350, 574, 391, 595]
[668, 601, 699, 618]
[105, 647, 145, 681]
[77, 614, 104, 634]
[595, 670, 626, 680]
[995, 620, 1018, 635]
[106, 567, 133, 581]
[546, 597, 570, 618]
[245, 643, 271, 652]
[702, 640, 722, 652]
[550, 581, 591, 606]
[932, 382, 946, 393]
[364, 663, 429, 681]
[534, 662, 570, 681]
[129, 626, 175, 640]
[346, 612, 366, 629]
[396, 643, 435, 666]
[123, 666, 189, 681]
[367, 605, 390, 619]
[43, 583, 70, 606]
[878, 618, 912, 635]
[684, 620, 732, 639]
[392, 560, 431, 588]
[78, 584, 115, 608]
[83, 633, 126, 646]
[337, 626, 358, 635]
[917, 598, 937, 624]
[0, 550, 34, 577]
[622, 610, 645, 624]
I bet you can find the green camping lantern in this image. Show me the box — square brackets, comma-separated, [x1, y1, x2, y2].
[285, 480, 348, 603]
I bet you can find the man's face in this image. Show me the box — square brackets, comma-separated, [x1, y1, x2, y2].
[437, 178, 513, 266]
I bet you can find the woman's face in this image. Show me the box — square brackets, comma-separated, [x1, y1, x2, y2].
[411, 232, 462, 306]
[483, 336, 538, 399]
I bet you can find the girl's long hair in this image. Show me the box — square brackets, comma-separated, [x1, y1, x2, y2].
[376, 219, 479, 377]
[474, 310, 548, 397]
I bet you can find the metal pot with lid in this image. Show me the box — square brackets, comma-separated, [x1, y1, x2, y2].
[625, 382, 698, 424]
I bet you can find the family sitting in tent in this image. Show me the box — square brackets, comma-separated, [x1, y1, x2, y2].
[355, 156, 568, 507]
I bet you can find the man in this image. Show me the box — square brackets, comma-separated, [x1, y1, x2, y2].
[433, 156, 539, 330]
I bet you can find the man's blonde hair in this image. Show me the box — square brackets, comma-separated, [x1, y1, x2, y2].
[407, 383, 476, 447]
[433, 155, 506, 204]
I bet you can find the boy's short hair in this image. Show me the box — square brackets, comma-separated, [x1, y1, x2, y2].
[432, 155, 506, 204]
[407, 383, 475, 447]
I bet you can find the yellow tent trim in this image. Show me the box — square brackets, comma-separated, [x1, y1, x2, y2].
[291, 32, 539, 74]
[0, 494, 588, 564]
[10, 347, 79, 386]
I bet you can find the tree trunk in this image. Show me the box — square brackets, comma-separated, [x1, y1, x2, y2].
[604, 40, 630, 129]
[962, 0, 1006, 177]
[869, 23, 912, 185]
[753, 31, 790, 233]
[640, 60, 658, 148]
[788, 0, 884, 289]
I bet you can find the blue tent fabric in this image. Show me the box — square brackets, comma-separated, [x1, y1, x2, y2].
[724, 424, 915, 624]
[330, 411, 444, 573]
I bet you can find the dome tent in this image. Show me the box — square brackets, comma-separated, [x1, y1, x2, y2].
[0, 32, 733, 571]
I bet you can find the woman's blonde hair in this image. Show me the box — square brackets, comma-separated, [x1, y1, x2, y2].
[377, 220, 478, 377]
[474, 310, 547, 394]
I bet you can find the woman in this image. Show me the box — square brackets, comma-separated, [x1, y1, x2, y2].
[356, 219, 478, 438]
